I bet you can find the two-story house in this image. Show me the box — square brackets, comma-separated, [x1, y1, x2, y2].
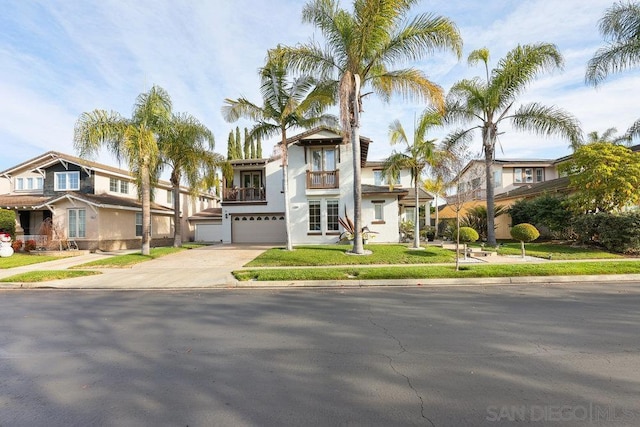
[215, 127, 432, 244]
[0, 151, 217, 251]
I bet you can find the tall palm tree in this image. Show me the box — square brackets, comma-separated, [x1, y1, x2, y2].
[586, 1, 640, 86]
[444, 45, 582, 246]
[582, 127, 630, 148]
[222, 49, 336, 251]
[158, 113, 227, 247]
[382, 110, 443, 249]
[74, 85, 172, 255]
[282, 0, 462, 254]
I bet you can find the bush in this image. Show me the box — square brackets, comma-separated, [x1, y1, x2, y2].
[0, 209, 16, 239]
[596, 212, 640, 254]
[458, 227, 479, 243]
[509, 195, 574, 239]
[510, 223, 540, 243]
[11, 240, 23, 252]
[24, 239, 37, 251]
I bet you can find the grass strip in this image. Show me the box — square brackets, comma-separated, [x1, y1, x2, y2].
[494, 243, 621, 260]
[245, 244, 455, 267]
[0, 270, 101, 283]
[233, 261, 640, 281]
[73, 246, 186, 269]
[0, 254, 64, 269]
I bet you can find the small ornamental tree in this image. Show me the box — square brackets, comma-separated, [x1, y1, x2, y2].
[0, 209, 16, 239]
[458, 226, 479, 262]
[510, 223, 540, 258]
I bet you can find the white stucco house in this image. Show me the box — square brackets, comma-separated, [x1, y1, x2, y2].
[214, 127, 432, 244]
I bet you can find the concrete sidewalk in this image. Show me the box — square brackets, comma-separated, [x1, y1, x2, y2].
[1, 244, 639, 290]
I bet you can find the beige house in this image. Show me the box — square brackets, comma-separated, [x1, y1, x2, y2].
[0, 151, 217, 251]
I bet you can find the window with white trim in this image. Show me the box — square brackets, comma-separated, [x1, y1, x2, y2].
[55, 171, 80, 191]
[374, 203, 384, 221]
[15, 178, 24, 190]
[167, 189, 173, 204]
[120, 180, 129, 194]
[308, 200, 321, 231]
[374, 170, 400, 186]
[536, 168, 544, 182]
[68, 209, 86, 238]
[326, 199, 339, 231]
[135, 212, 151, 237]
[110, 178, 118, 192]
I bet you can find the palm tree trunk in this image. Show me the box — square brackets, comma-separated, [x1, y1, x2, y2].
[412, 176, 420, 249]
[434, 194, 439, 239]
[350, 80, 364, 255]
[141, 164, 151, 256]
[282, 128, 293, 251]
[484, 125, 497, 247]
[172, 183, 181, 247]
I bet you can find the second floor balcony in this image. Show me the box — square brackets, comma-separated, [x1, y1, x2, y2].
[223, 186, 266, 203]
[307, 170, 339, 189]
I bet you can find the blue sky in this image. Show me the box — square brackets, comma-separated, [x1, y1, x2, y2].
[1, 0, 639, 173]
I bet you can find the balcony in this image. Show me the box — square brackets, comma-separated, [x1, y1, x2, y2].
[307, 170, 339, 189]
[223, 187, 266, 203]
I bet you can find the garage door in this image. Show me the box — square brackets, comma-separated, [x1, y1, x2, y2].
[195, 222, 222, 242]
[231, 214, 286, 243]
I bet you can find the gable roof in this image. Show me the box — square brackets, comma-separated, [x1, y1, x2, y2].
[495, 176, 571, 201]
[1, 151, 217, 198]
[284, 126, 371, 167]
[0, 191, 172, 213]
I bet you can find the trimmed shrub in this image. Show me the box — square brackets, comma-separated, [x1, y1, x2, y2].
[11, 240, 23, 252]
[24, 239, 37, 251]
[458, 227, 479, 243]
[511, 223, 540, 258]
[511, 223, 540, 242]
[0, 209, 16, 239]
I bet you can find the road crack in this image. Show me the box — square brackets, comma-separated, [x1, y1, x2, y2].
[368, 313, 434, 426]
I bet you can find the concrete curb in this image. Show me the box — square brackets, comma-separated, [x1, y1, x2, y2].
[4, 273, 640, 291]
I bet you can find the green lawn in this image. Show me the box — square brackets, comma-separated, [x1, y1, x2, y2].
[0, 270, 101, 283]
[245, 244, 455, 267]
[494, 243, 622, 260]
[0, 253, 64, 269]
[73, 246, 186, 268]
[234, 260, 640, 281]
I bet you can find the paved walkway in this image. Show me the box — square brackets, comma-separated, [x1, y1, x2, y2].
[1, 244, 639, 290]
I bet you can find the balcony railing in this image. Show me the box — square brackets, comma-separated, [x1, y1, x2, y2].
[223, 187, 266, 202]
[307, 170, 339, 189]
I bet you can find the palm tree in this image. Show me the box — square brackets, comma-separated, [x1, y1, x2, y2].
[423, 176, 446, 239]
[586, 1, 640, 86]
[158, 113, 226, 247]
[382, 110, 443, 249]
[582, 127, 631, 148]
[444, 45, 582, 246]
[282, 0, 462, 254]
[74, 85, 172, 256]
[222, 49, 336, 251]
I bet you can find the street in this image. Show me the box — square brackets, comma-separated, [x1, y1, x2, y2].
[1, 283, 639, 426]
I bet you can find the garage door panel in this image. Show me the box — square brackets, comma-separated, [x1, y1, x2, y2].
[195, 223, 222, 242]
[232, 214, 286, 243]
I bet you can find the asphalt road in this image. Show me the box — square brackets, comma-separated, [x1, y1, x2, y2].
[1, 283, 640, 426]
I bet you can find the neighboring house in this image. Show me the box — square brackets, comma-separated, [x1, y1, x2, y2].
[456, 158, 561, 200]
[438, 143, 640, 239]
[0, 151, 217, 250]
[214, 127, 432, 244]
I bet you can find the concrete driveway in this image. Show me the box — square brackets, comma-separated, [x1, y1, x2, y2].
[23, 244, 271, 289]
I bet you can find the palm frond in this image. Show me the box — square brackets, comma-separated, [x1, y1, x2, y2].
[509, 102, 583, 150]
[370, 67, 444, 108]
[490, 43, 563, 109]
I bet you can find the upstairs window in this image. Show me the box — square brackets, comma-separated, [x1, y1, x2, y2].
[110, 178, 118, 192]
[55, 171, 80, 191]
[374, 170, 400, 186]
[167, 189, 173, 204]
[15, 178, 24, 190]
[310, 148, 336, 171]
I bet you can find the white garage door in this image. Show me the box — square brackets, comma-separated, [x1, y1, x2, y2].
[231, 214, 286, 243]
[195, 222, 222, 242]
